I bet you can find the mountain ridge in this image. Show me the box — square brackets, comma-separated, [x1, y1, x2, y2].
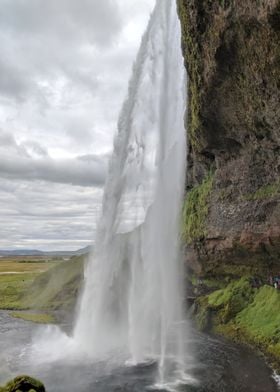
[0, 246, 91, 257]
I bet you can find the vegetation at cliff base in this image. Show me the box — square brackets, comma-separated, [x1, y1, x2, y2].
[208, 277, 255, 321]
[23, 256, 84, 311]
[0, 256, 84, 319]
[10, 312, 55, 324]
[194, 277, 280, 369]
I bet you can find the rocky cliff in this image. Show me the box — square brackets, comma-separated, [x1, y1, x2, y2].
[178, 0, 280, 277]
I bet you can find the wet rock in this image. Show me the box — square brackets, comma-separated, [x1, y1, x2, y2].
[1, 376, 45, 392]
[178, 0, 280, 275]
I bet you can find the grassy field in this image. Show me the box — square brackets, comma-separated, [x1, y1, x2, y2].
[0, 256, 64, 311]
[0, 273, 37, 309]
[0, 255, 84, 320]
[23, 256, 84, 311]
[0, 256, 58, 274]
[10, 311, 55, 324]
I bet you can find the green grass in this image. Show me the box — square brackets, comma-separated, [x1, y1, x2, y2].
[208, 277, 256, 323]
[182, 172, 214, 243]
[0, 256, 84, 314]
[190, 274, 226, 290]
[22, 256, 84, 311]
[0, 260, 56, 274]
[0, 273, 37, 310]
[244, 181, 280, 201]
[196, 278, 280, 368]
[0, 258, 58, 310]
[208, 277, 254, 308]
[236, 286, 280, 343]
[215, 285, 280, 369]
[10, 311, 55, 324]
[203, 279, 226, 289]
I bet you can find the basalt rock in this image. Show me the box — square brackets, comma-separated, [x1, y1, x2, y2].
[178, 0, 280, 276]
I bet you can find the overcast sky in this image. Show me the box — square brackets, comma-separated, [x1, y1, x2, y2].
[0, 0, 154, 251]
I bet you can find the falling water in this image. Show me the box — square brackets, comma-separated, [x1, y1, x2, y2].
[73, 0, 191, 385]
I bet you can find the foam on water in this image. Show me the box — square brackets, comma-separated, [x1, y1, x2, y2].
[273, 372, 280, 390]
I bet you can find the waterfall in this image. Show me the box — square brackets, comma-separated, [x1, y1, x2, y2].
[73, 0, 191, 385]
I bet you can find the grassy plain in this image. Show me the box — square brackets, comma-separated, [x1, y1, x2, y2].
[0, 256, 62, 314]
[0, 256, 59, 274]
[0, 255, 84, 323]
[10, 311, 55, 324]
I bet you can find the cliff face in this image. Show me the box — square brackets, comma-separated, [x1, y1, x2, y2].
[178, 0, 280, 275]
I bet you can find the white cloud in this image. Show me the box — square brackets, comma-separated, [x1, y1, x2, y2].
[0, 0, 154, 250]
[0, 179, 103, 251]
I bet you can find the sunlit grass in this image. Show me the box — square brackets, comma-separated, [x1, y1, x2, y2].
[10, 311, 55, 324]
[0, 259, 56, 274]
[0, 258, 59, 310]
[0, 273, 37, 310]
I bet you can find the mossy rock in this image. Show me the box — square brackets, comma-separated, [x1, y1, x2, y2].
[182, 171, 214, 243]
[207, 277, 255, 319]
[236, 285, 280, 344]
[195, 278, 280, 370]
[196, 304, 211, 332]
[1, 376, 45, 392]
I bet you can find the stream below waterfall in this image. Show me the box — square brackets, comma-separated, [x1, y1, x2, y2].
[0, 311, 278, 392]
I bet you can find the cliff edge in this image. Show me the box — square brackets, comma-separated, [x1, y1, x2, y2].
[178, 0, 280, 277]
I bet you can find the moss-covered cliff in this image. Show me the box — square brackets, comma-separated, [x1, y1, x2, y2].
[178, 0, 280, 276]
[192, 277, 280, 370]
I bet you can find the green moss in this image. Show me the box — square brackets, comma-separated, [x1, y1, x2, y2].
[244, 181, 280, 201]
[196, 305, 211, 332]
[190, 273, 226, 290]
[204, 257, 272, 279]
[10, 312, 55, 324]
[0, 274, 37, 310]
[182, 172, 214, 243]
[202, 278, 226, 289]
[208, 276, 255, 302]
[214, 286, 280, 370]
[195, 279, 280, 369]
[177, 0, 202, 149]
[1, 376, 45, 392]
[236, 286, 280, 342]
[22, 256, 84, 311]
[0, 256, 84, 312]
[208, 277, 255, 322]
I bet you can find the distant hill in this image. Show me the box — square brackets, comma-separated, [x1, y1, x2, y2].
[0, 245, 92, 257]
[22, 255, 85, 312]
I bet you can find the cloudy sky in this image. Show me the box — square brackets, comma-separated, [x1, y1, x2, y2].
[0, 0, 154, 251]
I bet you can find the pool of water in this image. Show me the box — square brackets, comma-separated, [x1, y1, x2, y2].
[0, 311, 277, 392]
